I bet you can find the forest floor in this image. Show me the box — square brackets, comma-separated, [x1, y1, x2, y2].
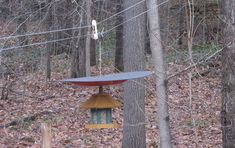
[0, 58, 222, 147]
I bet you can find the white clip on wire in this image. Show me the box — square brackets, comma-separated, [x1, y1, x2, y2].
[91, 20, 98, 40]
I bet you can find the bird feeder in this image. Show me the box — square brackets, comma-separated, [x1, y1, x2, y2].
[80, 92, 121, 128]
[62, 71, 151, 129]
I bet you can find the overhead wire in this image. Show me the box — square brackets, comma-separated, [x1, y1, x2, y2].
[103, 0, 169, 34]
[0, 0, 168, 52]
[0, 1, 55, 36]
[0, 1, 56, 40]
[0, 25, 91, 41]
[0, 0, 146, 41]
[0, 34, 91, 52]
[97, 0, 146, 25]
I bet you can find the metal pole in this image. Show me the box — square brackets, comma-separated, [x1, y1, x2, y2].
[98, 41, 102, 75]
[99, 86, 103, 94]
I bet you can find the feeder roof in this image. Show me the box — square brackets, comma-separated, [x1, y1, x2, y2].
[62, 71, 152, 86]
[80, 94, 121, 109]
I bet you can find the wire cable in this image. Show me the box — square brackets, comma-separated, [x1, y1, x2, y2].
[97, 0, 146, 25]
[104, 0, 169, 34]
[0, 25, 91, 41]
[1, 1, 54, 34]
[0, 0, 146, 41]
[0, 34, 91, 53]
[0, 0, 168, 52]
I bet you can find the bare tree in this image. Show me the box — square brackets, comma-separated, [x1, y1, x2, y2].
[85, 0, 91, 76]
[90, 39, 97, 66]
[147, 0, 172, 147]
[122, 0, 146, 147]
[16, 1, 28, 47]
[115, 0, 124, 72]
[184, 0, 199, 145]
[53, 0, 73, 54]
[45, 0, 53, 80]
[221, 0, 235, 147]
[70, 11, 84, 78]
[89, 1, 96, 66]
[70, 1, 89, 78]
[177, 0, 185, 49]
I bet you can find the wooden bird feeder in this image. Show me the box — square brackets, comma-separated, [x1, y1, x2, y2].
[62, 71, 151, 129]
[80, 92, 121, 128]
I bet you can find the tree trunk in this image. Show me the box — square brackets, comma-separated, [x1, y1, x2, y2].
[158, 0, 169, 45]
[53, 0, 73, 55]
[90, 1, 97, 66]
[78, 29, 86, 77]
[70, 2, 87, 78]
[202, 0, 206, 44]
[70, 39, 79, 78]
[90, 40, 97, 66]
[147, 0, 172, 147]
[178, 0, 184, 50]
[115, 0, 124, 72]
[45, 1, 53, 80]
[17, 17, 28, 47]
[14, 1, 28, 48]
[221, 0, 235, 147]
[70, 16, 83, 78]
[122, 0, 146, 147]
[85, 0, 91, 76]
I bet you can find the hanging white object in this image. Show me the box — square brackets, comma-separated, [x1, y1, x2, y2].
[91, 20, 98, 40]
[91, 20, 103, 75]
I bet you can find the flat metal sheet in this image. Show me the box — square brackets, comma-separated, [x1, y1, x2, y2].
[62, 71, 152, 86]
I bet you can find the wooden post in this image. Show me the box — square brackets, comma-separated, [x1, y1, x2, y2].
[41, 123, 52, 148]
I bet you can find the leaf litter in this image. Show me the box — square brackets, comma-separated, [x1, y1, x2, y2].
[0, 61, 222, 147]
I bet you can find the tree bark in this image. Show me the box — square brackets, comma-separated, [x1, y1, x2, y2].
[17, 17, 28, 47]
[70, 2, 87, 78]
[158, 0, 169, 45]
[53, 0, 73, 55]
[122, 0, 146, 147]
[221, 0, 235, 147]
[115, 0, 124, 72]
[78, 28, 86, 77]
[90, 40, 97, 66]
[178, 0, 184, 49]
[85, 0, 91, 76]
[90, 1, 97, 66]
[45, 0, 53, 80]
[70, 13, 83, 78]
[147, 0, 172, 147]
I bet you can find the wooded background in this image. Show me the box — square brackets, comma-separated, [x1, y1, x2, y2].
[0, 0, 233, 147]
[0, 0, 221, 77]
